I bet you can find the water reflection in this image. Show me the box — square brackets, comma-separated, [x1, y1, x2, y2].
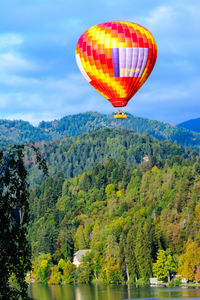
[29, 282, 200, 300]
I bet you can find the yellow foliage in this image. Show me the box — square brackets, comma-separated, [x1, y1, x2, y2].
[177, 242, 200, 280]
[152, 165, 159, 172]
[116, 189, 125, 198]
[195, 203, 200, 220]
[48, 266, 61, 285]
[195, 266, 200, 282]
[40, 260, 48, 269]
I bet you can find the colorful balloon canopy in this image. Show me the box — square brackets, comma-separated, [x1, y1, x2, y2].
[75, 21, 157, 108]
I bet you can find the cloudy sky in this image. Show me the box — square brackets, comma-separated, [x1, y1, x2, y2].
[0, 0, 199, 125]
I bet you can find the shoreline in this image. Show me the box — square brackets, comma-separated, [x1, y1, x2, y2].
[28, 279, 200, 289]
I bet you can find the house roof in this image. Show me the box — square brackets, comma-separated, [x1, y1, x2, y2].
[73, 249, 90, 262]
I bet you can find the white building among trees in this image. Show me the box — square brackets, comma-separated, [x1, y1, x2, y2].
[73, 250, 90, 267]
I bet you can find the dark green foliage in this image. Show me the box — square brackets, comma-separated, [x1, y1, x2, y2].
[0, 144, 48, 298]
[27, 128, 197, 186]
[38, 112, 200, 148]
[0, 147, 31, 299]
[125, 228, 138, 282]
[1, 112, 200, 149]
[134, 223, 152, 280]
[0, 120, 51, 143]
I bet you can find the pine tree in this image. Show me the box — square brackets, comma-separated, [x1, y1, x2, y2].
[125, 227, 138, 282]
[74, 225, 88, 251]
[134, 224, 152, 280]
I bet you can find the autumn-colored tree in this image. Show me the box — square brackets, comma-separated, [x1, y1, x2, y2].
[48, 266, 61, 284]
[62, 260, 75, 283]
[195, 266, 200, 283]
[178, 242, 200, 281]
[105, 184, 115, 199]
[104, 261, 121, 284]
[32, 253, 52, 284]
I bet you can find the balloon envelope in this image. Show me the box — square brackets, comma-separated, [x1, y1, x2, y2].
[76, 21, 157, 107]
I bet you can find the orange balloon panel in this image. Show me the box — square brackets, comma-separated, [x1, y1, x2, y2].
[75, 21, 157, 107]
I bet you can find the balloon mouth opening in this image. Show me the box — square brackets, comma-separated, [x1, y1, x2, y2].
[108, 98, 129, 107]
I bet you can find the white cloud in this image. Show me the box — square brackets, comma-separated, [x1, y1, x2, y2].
[0, 33, 23, 49]
[141, 5, 180, 33]
[0, 52, 38, 73]
[0, 72, 107, 124]
[3, 112, 58, 126]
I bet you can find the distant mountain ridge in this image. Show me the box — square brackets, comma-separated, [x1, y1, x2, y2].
[179, 118, 200, 133]
[0, 119, 51, 144]
[1, 112, 200, 149]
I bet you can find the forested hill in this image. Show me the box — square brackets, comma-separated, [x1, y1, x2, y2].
[37, 112, 200, 148]
[1, 112, 200, 149]
[38, 112, 200, 149]
[29, 128, 200, 284]
[179, 118, 200, 133]
[27, 128, 197, 186]
[0, 120, 51, 143]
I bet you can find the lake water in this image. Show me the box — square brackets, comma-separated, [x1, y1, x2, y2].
[29, 283, 200, 300]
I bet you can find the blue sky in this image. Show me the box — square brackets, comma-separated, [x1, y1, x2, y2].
[0, 0, 199, 125]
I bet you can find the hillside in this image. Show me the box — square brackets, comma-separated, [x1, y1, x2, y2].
[179, 118, 200, 133]
[1, 112, 200, 149]
[0, 119, 51, 143]
[27, 128, 197, 186]
[38, 112, 200, 148]
[28, 129, 200, 284]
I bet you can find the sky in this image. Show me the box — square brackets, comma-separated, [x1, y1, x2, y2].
[0, 0, 200, 125]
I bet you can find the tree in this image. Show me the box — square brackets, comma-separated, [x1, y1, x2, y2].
[77, 251, 94, 283]
[32, 253, 52, 284]
[48, 265, 61, 284]
[74, 225, 88, 251]
[134, 225, 152, 280]
[104, 234, 122, 284]
[63, 260, 76, 283]
[178, 242, 200, 281]
[119, 233, 128, 283]
[195, 266, 200, 283]
[0, 145, 48, 299]
[125, 228, 138, 282]
[153, 249, 177, 282]
[90, 223, 102, 250]
[105, 184, 115, 199]
[0, 147, 31, 299]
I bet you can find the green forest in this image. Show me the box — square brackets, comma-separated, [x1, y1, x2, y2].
[0, 112, 200, 149]
[25, 128, 200, 285]
[26, 128, 194, 186]
[1, 119, 200, 297]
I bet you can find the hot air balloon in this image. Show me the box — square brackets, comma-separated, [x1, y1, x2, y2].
[75, 21, 157, 119]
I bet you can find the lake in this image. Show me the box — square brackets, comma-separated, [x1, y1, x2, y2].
[29, 282, 200, 300]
